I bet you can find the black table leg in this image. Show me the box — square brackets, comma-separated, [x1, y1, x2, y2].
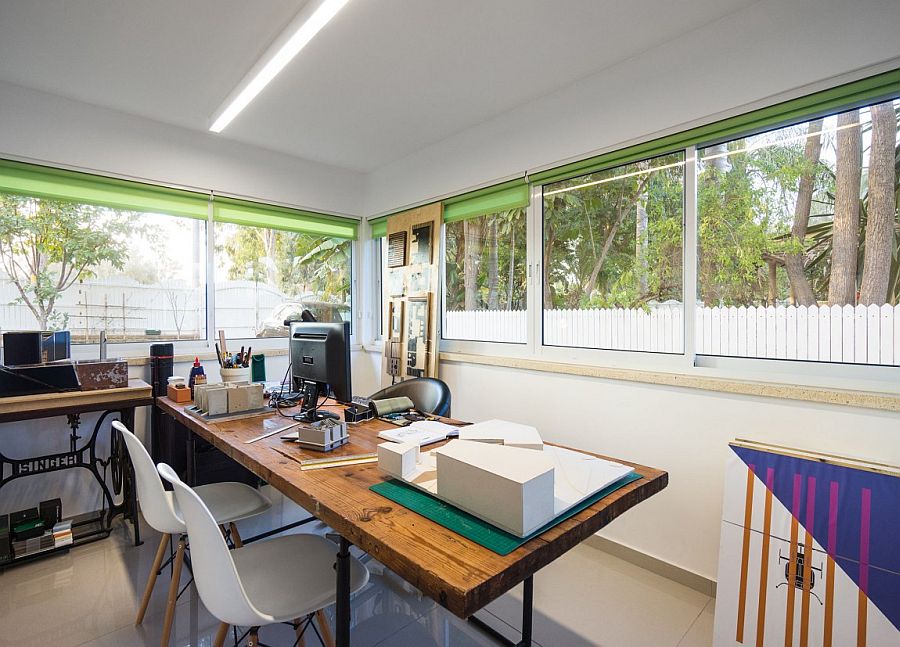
[467, 575, 534, 646]
[335, 536, 351, 647]
[520, 575, 533, 647]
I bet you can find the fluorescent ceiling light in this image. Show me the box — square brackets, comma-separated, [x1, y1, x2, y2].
[209, 0, 350, 133]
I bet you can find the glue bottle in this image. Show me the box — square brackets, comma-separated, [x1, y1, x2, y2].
[188, 357, 205, 396]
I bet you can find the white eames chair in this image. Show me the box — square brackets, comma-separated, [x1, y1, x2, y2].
[114, 421, 271, 647]
[156, 462, 369, 647]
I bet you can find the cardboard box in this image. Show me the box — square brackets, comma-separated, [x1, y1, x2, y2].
[377, 441, 420, 480]
[458, 419, 544, 451]
[435, 440, 555, 536]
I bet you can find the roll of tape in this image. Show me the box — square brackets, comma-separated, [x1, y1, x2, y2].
[371, 396, 415, 416]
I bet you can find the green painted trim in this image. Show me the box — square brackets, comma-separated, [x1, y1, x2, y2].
[530, 67, 900, 185]
[369, 216, 388, 238]
[443, 178, 529, 224]
[0, 158, 209, 219]
[212, 196, 358, 239]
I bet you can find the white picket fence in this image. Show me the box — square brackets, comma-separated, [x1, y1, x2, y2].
[443, 304, 900, 365]
[0, 278, 289, 341]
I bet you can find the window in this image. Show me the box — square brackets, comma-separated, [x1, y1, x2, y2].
[541, 153, 685, 353]
[213, 222, 351, 339]
[697, 99, 899, 366]
[0, 192, 206, 343]
[375, 236, 387, 338]
[0, 160, 360, 351]
[442, 207, 527, 343]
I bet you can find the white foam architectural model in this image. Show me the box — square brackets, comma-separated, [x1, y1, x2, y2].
[436, 440, 555, 536]
[376, 441, 421, 480]
[376, 420, 636, 538]
[458, 419, 544, 450]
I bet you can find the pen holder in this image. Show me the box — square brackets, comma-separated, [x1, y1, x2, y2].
[220, 367, 251, 383]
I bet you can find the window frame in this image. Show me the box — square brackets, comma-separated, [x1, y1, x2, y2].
[436, 96, 900, 391]
[0, 167, 360, 358]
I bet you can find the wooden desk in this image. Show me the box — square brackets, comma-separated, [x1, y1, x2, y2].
[157, 397, 667, 646]
[0, 379, 152, 565]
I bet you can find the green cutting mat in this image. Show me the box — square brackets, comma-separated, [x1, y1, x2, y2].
[370, 472, 642, 556]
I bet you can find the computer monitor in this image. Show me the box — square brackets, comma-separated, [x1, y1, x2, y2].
[289, 321, 351, 422]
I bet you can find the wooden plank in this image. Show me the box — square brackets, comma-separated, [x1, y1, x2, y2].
[0, 378, 153, 422]
[158, 397, 666, 618]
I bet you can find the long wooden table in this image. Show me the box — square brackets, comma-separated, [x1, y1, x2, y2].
[157, 397, 667, 646]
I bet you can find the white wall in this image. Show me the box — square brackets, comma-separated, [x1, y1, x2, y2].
[0, 80, 366, 216]
[365, 0, 900, 215]
[439, 360, 900, 581]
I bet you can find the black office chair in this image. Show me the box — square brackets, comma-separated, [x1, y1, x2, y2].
[368, 377, 451, 417]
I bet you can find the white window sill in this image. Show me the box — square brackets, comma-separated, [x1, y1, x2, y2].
[439, 351, 900, 413]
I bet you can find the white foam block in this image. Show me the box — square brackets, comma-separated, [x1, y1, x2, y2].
[458, 419, 544, 451]
[377, 441, 421, 480]
[435, 440, 555, 536]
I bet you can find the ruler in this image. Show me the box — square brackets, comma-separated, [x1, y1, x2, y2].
[244, 422, 302, 444]
[300, 453, 378, 471]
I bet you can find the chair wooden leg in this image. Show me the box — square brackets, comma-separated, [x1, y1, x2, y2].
[315, 609, 335, 647]
[135, 533, 169, 625]
[294, 617, 307, 647]
[212, 622, 230, 647]
[247, 627, 260, 647]
[160, 536, 186, 647]
[229, 522, 243, 548]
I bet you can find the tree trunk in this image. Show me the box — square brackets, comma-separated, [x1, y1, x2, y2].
[858, 102, 897, 305]
[828, 109, 862, 306]
[543, 225, 555, 309]
[487, 219, 499, 309]
[506, 220, 515, 310]
[582, 176, 650, 298]
[784, 119, 824, 306]
[705, 143, 731, 173]
[260, 228, 279, 287]
[463, 219, 482, 310]
[767, 260, 778, 306]
[635, 197, 649, 295]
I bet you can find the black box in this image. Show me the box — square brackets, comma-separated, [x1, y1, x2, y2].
[42, 331, 71, 362]
[0, 514, 10, 563]
[39, 498, 62, 528]
[2, 331, 43, 366]
[344, 403, 374, 423]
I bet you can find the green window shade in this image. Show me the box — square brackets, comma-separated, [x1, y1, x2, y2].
[369, 216, 387, 238]
[213, 196, 358, 239]
[0, 158, 209, 219]
[443, 178, 529, 224]
[530, 67, 900, 186]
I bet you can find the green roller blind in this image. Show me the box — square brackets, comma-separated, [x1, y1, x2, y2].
[212, 196, 358, 239]
[530, 67, 900, 186]
[442, 178, 529, 224]
[369, 216, 387, 238]
[0, 158, 209, 219]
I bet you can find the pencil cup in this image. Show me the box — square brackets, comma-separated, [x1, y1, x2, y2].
[220, 367, 251, 383]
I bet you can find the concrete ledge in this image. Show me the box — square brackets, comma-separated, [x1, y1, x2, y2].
[126, 348, 288, 366]
[440, 352, 900, 413]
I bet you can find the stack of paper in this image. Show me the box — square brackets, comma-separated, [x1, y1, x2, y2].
[378, 420, 457, 446]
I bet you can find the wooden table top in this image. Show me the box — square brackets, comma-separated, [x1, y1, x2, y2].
[158, 397, 668, 618]
[0, 378, 153, 423]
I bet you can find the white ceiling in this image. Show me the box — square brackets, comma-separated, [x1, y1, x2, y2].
[0, 0, 754, 173]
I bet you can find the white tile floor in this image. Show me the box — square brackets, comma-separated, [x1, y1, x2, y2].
[0, 490, 714, 646]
